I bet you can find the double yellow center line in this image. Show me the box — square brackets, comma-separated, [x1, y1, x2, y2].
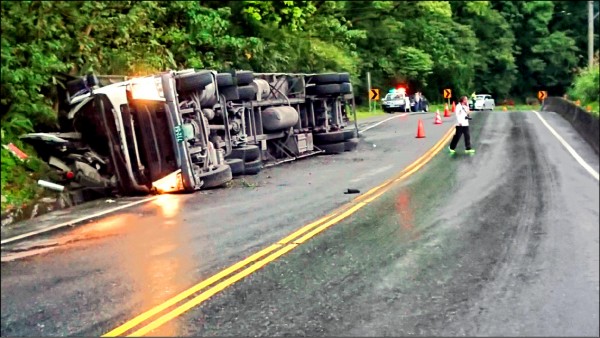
[103, 125, 455, 337]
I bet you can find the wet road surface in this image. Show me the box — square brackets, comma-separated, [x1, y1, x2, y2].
[1, 111, 598, 336]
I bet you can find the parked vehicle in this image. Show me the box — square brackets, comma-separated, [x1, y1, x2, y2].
[469, 94, 495, 111]
[382, 88, 411, 113]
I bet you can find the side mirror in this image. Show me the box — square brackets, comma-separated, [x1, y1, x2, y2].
[86, 73, 100, 88]
[66, 78, 89, 103]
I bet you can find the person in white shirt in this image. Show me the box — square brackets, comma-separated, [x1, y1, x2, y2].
[448, 96, 475, 154]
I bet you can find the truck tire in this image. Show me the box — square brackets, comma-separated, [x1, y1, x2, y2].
[235, 71, 254, 86]
[177, 71, 213, 92]
[216, 73, 234, 87]
[237, 85, 257, 101]
[338, 72, 350, 83]
[313, 130, 346, 144]
[342, 128, 357, 140]
[344, 138, 359, 152]
[306, 84, 341, 96]
[340, 82, 353, 94]
[199, 164, 232, 189]
[312, 73, 339, 84]
[219, 85, 239, 101]
[228, 145, 260, 162]
[318, 142, 345, 154]
[243, 158, 262, 175]
[225, 158, 245, 176]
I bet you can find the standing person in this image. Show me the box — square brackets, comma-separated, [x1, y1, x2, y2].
[448, 96, 475, 154]
[414, 92, 422, 112]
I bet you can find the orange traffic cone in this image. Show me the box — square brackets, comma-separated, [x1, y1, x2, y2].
[451, 101, 456, 113]
[443, 104, 450, 117]
[434, 111, 442, 124]
[416, 119, 426, 138]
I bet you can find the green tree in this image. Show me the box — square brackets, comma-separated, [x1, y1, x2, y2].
[452, 1, 517, 98]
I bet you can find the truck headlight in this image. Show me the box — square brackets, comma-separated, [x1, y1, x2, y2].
[129, 76, 165, 101]
[152, 169, 184, 193]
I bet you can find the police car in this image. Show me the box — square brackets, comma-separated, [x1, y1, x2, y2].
[382, 88, 411, 113]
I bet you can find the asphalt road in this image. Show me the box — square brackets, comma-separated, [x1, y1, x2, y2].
[1, 110, 598, 337]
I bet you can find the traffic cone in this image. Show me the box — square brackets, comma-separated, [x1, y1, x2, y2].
[434, 111, 442, 124]
[452, 101, 456, 113]
[443, 104, 450, 117]
[416, 119, 426, 138]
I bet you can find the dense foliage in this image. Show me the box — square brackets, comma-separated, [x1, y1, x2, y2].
[568, 53, 599, 117]
[1, 0, 598, 210]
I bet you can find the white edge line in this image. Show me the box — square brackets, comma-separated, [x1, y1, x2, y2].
[1, 196, 158, 245]
[2, 112, 414, 246]
[532, 110, 599, 181]
[358, 113, 408, 134]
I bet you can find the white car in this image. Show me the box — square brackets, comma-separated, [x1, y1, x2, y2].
[470, 94, 495, 111]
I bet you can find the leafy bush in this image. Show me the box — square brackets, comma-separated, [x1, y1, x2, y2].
[568, 64, 600, 107]
[0, 147, 46, 212]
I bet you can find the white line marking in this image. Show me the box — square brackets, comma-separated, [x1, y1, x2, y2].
[358, 113, 408, 134]
[532, 110, 599, 181]
[1, 196, 158, 245]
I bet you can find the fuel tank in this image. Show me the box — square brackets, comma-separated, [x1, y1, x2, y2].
[261, 106, 299, 131]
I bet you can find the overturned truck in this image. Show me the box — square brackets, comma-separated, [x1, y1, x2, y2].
[214, 70, 357, 171]
[20, 69, 358, 199]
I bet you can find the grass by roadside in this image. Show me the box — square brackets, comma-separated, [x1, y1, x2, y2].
[349, 107, 386, 122]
